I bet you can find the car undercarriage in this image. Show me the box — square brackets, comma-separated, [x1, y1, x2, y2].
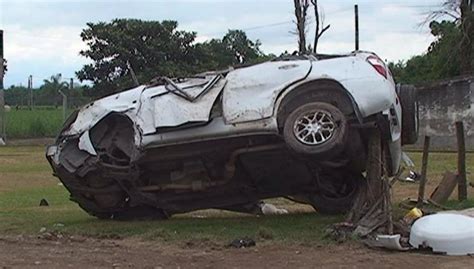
[48, 111, 382, 220]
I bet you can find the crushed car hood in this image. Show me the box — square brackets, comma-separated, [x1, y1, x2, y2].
[65, 75, 227, 143]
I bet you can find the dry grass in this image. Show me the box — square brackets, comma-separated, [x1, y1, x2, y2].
[0, 146, 57, 192]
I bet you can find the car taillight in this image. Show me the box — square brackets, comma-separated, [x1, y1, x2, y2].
[366, 55, 387, 79]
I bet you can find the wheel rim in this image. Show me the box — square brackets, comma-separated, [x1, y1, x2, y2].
[293, 110, 336, 145]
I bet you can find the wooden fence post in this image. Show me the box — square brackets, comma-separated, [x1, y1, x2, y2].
[417, 136, 430, 208]
[0, 29, 5, 144]
[456, 121, 467, 201]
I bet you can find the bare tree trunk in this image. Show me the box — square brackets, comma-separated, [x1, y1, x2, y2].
[294, 0, 309, 53]
[347, 128, 384, 224]
[313, 1, 319, 53]
[460, 0, 473, 75]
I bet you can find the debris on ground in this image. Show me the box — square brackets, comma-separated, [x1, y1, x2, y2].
[228, 237, 256, 248]
[364, 234, 410, 251]
[326, 130, 471, 256]
[403, 170, 419, 183]
[260, 203, 289, 215]
[402, 207, 423, 225]
[38, 229, 64, 241]
[409, 213, 474, 256]
[324, 222, 355, 243]
[39, 198, 49, 206]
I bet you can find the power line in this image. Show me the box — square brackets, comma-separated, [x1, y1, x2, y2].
[394, 5, 441, 8]
[203, 7, 353, 37]
[242, 21, 292, 32]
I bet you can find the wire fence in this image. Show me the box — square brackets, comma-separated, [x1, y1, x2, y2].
[5, 96, 89, 138]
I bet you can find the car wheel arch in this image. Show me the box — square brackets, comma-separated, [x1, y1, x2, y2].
[274, 79, 363, 128]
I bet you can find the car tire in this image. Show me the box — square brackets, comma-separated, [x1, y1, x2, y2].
[309, 172, 361, 215]
[398, 84, 419, 145]
[283, 102, 347, 158]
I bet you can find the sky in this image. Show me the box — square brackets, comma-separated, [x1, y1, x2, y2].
[0, 0, 447, 88]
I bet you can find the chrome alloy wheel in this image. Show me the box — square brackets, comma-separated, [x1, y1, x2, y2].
[293, 110, 336, 145]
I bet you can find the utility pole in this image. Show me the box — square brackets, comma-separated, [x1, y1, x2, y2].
[28, 75, 33, 109]
[0, 29, 5, 145]
[58, 89, 67, 122]
[456, 121, 467, 201]
[354, 4, 359, 51]
[69, 78, 74, 108]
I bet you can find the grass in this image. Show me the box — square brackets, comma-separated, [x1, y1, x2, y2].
[4, 107, 74, 139]
[392, 151, 474, 202]
[443, 199, 474, 209]
[0, 146, 472, 243]
[1, 187, 339, 243]
[0, 146, 338, 243]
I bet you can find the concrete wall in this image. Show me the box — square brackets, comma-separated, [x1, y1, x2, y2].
[414, 76, 473, 151]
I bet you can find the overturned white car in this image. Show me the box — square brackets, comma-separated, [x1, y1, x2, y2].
[46, 52, 418, 219]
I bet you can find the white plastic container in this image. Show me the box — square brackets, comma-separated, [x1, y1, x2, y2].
[409, 213, 474, 256]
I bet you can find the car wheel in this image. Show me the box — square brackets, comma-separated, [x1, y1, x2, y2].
[309, 172, 361, 215]
[398, 84, 419, 145]
[283, 102, 347, 158]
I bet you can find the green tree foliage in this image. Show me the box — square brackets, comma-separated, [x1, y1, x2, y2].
[194, 30, 269, 70]
[459, 0, 474, 74]
[4, 86, 29, 106]
[222, 29, 265, 64]
[77, 19, 198, 97]
[76, 19, 269, 97]
[388, 21, 463, 84]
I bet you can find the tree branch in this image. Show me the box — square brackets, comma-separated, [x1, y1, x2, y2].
[310, 0, 330, 53]
[317, 24, 331, 39]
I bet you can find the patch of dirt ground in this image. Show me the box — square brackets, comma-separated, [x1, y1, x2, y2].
[1, 235, 472, 268]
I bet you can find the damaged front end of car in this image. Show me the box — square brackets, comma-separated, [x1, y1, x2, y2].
[47, 108, 163, 219]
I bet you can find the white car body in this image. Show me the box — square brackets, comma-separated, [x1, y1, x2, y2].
[60, 52, 401, 164]
[47, 51, 407, 219]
